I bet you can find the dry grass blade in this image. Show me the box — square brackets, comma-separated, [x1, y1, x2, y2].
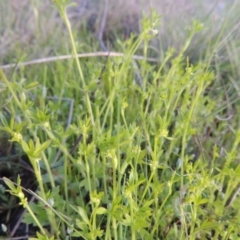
[0, 52, 158, 70]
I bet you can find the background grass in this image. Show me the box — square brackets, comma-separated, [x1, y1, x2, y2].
[1, 0, 240, 239]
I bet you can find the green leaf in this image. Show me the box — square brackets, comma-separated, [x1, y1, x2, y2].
[165, 136, 175, 140]
[29, 139, 35, 152]
[122, 214, 131, 226]
[25, 81, 39, 90]
[29, 231, 54, 240]
[77, 207, 90, 225]
[138, 228, 152, 239]
[120, 160, 129, 175]
[22, 202, 48, 226]
[3, 177, 16, 192]
[75, 219, 88, 231]
[191, 220, 219, 236]
[95, 207, 107, 215]
[0, 112, 8, 127]
[35, 139, 51, 155]
[196, 198, 209, 206]
[21, 140, 30, 154]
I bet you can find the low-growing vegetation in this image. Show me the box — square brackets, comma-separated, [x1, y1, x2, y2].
[1, 0, 240, 239]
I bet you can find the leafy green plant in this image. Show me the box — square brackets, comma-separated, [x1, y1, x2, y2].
[1, 1, 240, 240]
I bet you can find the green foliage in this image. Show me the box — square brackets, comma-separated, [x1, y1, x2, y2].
[1, 3, 240, 240]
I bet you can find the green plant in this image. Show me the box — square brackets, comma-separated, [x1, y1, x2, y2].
[1, 1, 240, 240]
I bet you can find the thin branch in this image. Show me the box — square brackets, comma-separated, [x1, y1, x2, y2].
[1, 52, 158, 70]
[98, 0, 109, 51]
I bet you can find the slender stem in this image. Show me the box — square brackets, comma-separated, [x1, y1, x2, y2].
[25, 204, 46, 234]
[62, 10, 95, 127]
[0, 68, 22, 109]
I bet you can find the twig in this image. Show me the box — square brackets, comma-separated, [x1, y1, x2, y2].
[98, 0, 109, 51]
[225, 184, 240, 208]
[69, 134, 83, 156]
[0, 52, 158, 70]
[2, 237, 34, 240]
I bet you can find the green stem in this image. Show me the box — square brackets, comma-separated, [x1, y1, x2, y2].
[151, 181, 172, 235]
[25, 204, 46, 234]
[0, 68, 23, 109]
[62, 10, 95, 126]
[180, 81, 204, 238]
